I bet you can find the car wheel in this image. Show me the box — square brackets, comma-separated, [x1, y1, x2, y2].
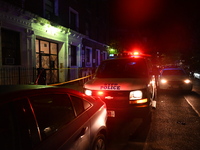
[92, 133, 106, 150]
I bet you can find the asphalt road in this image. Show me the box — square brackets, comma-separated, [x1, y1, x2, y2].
[61, 79, 200, 150]
[144, 92, 200, 149]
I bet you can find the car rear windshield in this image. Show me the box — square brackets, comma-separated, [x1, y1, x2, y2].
[95, 58, 148, 78]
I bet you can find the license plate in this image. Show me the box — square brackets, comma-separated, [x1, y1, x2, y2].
[107, 110, 115, 117]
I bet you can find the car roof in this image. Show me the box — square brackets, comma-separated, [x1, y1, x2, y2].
[0, 85, 51, 94]
[0, 85, 85, 103]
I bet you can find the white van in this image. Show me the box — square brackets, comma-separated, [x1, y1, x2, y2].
[83, 53, 157, 118]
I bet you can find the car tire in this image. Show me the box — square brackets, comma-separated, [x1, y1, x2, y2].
[92, 133, 106, 150]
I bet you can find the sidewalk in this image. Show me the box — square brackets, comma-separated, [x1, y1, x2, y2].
[58, 82, 84, 93]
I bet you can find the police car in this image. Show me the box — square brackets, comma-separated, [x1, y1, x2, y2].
[83, 52, 157, 118]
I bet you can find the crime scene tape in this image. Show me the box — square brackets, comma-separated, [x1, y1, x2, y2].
[49, 74, 93, 86]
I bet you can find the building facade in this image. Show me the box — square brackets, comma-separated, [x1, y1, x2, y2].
[0, 0, 109, 85]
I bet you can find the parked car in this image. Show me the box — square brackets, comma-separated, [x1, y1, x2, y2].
[83, 52, 157, 118]
[0, 85, 107, 150]
[158, 67, 193, 91]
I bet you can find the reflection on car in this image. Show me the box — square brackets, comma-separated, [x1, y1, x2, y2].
[0, 85, 107, 150]
[158, 67, 193, 91]
[193, 70, 200, 79]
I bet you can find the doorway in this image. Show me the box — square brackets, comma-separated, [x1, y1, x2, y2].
[36, 39, 59, 84]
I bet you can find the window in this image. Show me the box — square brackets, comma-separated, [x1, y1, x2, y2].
[162, 70, 185, 76]
[1, 28, 20, 65]
[96, 49, 100, 66]
[70, 45, 77, 66]
[102, 51, 107, 61]
[0, 103, 13, 150]
[85, 47, 92, 67]
[85, 21, 90, 36]
[96, 59, 148, 78]
[44, 0, 59, 19]
[70, 95, 91, 116]
[45, 0, 54, 19]
[0, 98, 40, 149]
[69, 8, 79, 31]
[30, 94, 75, 140]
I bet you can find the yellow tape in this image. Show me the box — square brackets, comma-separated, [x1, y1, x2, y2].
[55, 68, 94, 70]
[49, 74, 93, 86]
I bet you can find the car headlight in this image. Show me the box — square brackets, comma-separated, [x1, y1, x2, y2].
[129, 90, 143, 100]
[85, 90, 92, 96]
[161, 79, 167, 83]
[184, 79, 191, 84]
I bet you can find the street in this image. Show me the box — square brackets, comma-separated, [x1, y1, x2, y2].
[144, 91, 200, 150]
[62, 79, 200, 150]
[107, 79, 200, 150]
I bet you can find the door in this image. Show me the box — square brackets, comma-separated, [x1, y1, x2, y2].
[36, 39, 59, 84]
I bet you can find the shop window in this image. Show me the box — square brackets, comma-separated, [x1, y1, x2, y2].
[1, 28, 20, 65]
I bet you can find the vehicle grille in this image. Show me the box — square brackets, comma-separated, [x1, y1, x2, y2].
[168, 81, 183, 85]
[93, 91, 130, 108]
[92, 90, 129, 97]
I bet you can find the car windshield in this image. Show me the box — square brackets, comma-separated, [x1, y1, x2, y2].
[95, 58, 148, 78]
[162, 70, 186, 76]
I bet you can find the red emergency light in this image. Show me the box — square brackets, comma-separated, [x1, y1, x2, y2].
[114, 51, 151, 58]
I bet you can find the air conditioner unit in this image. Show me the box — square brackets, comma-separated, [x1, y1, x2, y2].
[5, 58, 15, 65]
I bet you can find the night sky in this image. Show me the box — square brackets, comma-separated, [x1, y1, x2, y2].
[109, 0, 200, 57]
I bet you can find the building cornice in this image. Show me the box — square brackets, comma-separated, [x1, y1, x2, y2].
[0, 1, 35, 28]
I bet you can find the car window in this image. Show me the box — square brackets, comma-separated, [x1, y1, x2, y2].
[0, 103, 16, 150]
[162, 70, 185, 76]
[96, 59, 148, 78]
[0, 98, 40, 150]
[30, 94, 75, 140]
[70, 95, 91, 116]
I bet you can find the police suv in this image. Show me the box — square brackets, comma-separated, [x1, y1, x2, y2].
[83, 52, 157, 118]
